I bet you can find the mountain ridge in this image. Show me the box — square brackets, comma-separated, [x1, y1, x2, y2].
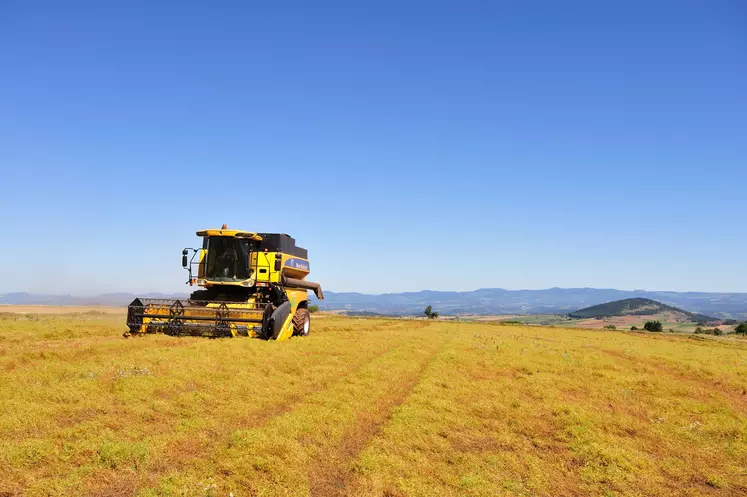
[2, 288, 746, 319]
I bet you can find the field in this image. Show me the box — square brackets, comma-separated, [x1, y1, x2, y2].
[0, 305, 124, 315]
[496, 314, 738, 333]
[1, 311, 746, 496]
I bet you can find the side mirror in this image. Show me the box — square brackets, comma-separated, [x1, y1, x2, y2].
[182, 249, 189, 268]
[274, 253, 282, 271]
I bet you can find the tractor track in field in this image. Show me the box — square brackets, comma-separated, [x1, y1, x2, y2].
[308, 324, 459, 497]
[97, 324, 438, 495]
[233, 333, 436, 434]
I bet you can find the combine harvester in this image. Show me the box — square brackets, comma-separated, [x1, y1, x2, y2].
[126, 225, 323, 340]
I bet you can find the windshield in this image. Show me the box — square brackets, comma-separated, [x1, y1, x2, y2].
[205, 237, 252, 281]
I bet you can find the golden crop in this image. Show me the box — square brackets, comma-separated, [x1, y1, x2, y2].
[1, 313, 745, 496]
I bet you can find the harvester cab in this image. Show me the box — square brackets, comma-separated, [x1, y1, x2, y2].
[126, 225, 323, 340]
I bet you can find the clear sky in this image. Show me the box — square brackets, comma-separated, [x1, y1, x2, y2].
[1, 1, 745, 296]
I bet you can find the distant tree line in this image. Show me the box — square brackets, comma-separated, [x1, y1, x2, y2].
[693, 322, 747, 336]
[628, 321, 747, 335]
[695, 326, 724, 336]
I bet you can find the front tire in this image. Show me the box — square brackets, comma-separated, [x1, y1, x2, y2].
[293, 308, 311, 337]
[260, 303, 274, 340]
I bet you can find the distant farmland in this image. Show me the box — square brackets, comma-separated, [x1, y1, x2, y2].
[1, 312, 746, 496]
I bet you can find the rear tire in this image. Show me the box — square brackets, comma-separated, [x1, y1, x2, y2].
[293, 308, 311, 337]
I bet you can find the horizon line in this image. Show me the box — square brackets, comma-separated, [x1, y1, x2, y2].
[3, 286, 747, 298]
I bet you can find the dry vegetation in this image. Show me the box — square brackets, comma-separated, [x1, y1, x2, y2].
[0, 305, 124, 315]
[1, 312, 746, 496]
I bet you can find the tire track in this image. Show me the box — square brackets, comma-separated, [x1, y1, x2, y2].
[193, 323, 452, 496]
[94, 327, 425, 496]
[308, 323, 458, 497]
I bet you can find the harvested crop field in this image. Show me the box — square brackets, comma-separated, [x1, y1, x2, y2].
[1, 313, 746, 496]
[0, 305, 125, 315]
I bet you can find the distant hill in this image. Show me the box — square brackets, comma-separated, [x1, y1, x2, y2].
[568, 298, 717, 323]
[0, 292, 188, 307]
[319, 289, 747, 319]
[2, 289, 746, 319]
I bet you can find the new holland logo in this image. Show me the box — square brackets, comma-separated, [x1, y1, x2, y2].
[285, 258, 310, 271]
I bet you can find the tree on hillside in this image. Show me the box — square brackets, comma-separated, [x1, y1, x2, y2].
[630, 326, 638, 331]
[644, 321, 663, 332]
[735, 323, 747, 335]
[308, 305, 319, 313]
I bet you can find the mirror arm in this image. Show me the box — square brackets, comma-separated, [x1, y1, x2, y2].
[182, 248, 200, 284]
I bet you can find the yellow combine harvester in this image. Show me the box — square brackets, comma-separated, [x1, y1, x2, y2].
[125, 225, 323, 340]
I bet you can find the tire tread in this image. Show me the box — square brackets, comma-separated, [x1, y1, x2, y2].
[292, 307, 310, 336]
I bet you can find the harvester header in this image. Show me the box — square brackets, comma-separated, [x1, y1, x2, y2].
[126, 225, 323, 340]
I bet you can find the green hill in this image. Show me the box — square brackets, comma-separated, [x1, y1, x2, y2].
[568, 298, 716, 323]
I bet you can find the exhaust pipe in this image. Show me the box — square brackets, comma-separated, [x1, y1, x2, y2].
[281, 275, 324, 300]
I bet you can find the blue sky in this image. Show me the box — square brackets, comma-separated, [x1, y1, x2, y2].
[1, 1, 745, 296]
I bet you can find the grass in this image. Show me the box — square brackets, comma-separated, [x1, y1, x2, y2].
[1, 312, 746, 496]
[499, 314, 574, 326]
[498, 313, 739, 334]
